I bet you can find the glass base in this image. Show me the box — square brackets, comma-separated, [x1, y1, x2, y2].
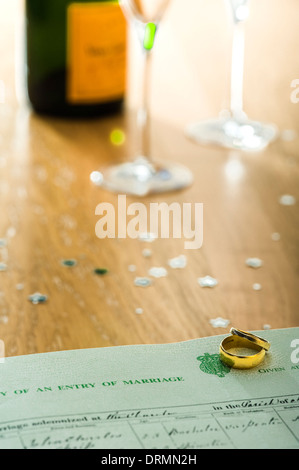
[186, 116, 277, 152]
[92, 157, 193, 197]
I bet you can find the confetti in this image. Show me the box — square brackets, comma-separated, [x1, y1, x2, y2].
[94, 268, 108, 276]
[279, 195, 296, 206]
[128, 265, 137, 272]
[271, 232, 281, 241]
[148, 267, 168, 278]
[246, 258, 263, 269]
[61, 259, 77, 267]
[209, 317, 230, 328]
[135, 308, 144, 315]
[142, 249, 152, 258]
[90, 171, 103, 186]
[0, 263, 7, 272]
[138, 232, 157, 243]
[28, 293, 48, 304]
[198, 276, 218, 288]
[134, 277, 152, 287]
[6, 227, 16, 238]
[280, 129, 297, 142]
[263, 324, 271, 330]
[253, 283, 262, 291]
[168, 255, 187, 269]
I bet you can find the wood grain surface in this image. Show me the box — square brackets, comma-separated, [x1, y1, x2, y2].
[0, 0, 298, 357]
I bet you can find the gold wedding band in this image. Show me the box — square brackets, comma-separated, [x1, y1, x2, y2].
[230, 327, 271, 351]
[220, 334, 268, 370]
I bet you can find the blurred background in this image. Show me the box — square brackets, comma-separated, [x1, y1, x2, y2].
[0, 0, 298, 130]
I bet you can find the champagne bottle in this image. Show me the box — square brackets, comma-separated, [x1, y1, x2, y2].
[25, 0, 127, 117]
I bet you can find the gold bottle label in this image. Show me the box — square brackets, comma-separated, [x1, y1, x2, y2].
[67, 2, 126, 104]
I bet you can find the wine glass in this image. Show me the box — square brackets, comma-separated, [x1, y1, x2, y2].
[94, 0, 193, 196]
[186, 0, 277, 152]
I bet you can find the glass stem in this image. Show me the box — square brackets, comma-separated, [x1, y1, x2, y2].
[230, 20, 246, 120]
[138, 48, 152, 161]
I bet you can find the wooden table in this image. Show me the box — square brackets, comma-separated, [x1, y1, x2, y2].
[0, 0, 298, 357]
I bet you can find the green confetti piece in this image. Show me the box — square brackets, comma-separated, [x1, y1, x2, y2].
[143, 23, 157, 51]
[61, 259, 77, 267]
[94, 268, 109, 276]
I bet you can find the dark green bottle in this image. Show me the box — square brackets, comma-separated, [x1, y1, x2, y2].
[25, 0, 127, 117]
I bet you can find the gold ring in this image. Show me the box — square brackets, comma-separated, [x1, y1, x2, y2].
[230, 327, 271, 351]
[219, 335, 266, 369]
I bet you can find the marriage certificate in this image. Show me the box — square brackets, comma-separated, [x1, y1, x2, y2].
[0, 327, 298, 449]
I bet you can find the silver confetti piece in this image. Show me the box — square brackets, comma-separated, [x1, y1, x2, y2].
[279, 194, 296, 206]
[253, 283, 262, 291]
[168, 255, 187, 269]
[134, 277, 152, 287]
[280, 129, 297, 142]
[246, 258, 263, 269]
[28, 293, 48, 304]
[128, 265, 137, 272]
[148, 267, 168, 278]
[138, 232, 157, 243]
[198, 276, 218, 288]
[90, 171, 103, 186]
[142, 249, 152, 258]
[271, 232, 280, 241]
[209, 317, 230, 328]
